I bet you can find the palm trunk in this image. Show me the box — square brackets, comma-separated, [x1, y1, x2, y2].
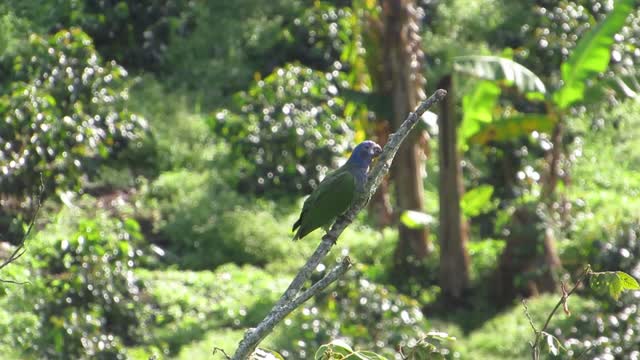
[382, 0, 431, 281]
[437, 75, 470, 301]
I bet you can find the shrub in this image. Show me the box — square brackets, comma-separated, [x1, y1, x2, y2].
[163, 0, 302, 98]
[211, 63, 354, 197]
[457, 294, 598, 359]
[558, 290, 640, 359]
[135, 264, 289, 355]
[268, 268, 436, 359]
[128, 76, 218, 172]
[3, 0, 197, 71]
[0, 28, 147, 198]
[144, 170, 292, 269]
[0, 196, 151, 359]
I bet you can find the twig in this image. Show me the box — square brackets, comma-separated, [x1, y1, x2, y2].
[230, 89, 447, 360]
[0, 177, 44, 282]
[574, 344, 594, 360]
[522, 299, 538, 335]
[213, 347, 231, 359]
[528, 265, 592, 360]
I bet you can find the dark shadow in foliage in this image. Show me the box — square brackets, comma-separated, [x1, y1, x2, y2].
[491, 202, 561, 308]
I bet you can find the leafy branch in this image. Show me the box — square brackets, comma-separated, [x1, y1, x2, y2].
[229, 89, 448, 360]
[524, 264, 640, 360]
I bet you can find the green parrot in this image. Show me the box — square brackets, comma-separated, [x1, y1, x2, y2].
[292, 140, 382, 240]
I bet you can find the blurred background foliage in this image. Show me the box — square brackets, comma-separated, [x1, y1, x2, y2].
[1, 0, 640, 359]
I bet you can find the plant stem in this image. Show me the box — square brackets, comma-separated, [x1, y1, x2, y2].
[530, 265, 592, 359]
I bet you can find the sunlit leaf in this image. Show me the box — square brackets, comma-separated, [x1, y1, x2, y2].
[461, 185, 495, 218]
[459, 81, 501, 150]
[400, 210, 435, 230]
[469, 113, 556, 145]
[315, 339, 354, 359]
[254, 348, 285, 360]
[616, 271, 640, 290]
[454, 55, 546, 95]
[589, 271, 639, 300]
[425, 331, 457, 342]
[553, 0, 635, 109]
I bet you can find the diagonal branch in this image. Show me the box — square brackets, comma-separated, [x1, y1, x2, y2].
[230, 89, 447, 360]
[0, 178, 44, 283]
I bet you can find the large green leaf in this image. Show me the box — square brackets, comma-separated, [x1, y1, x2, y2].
[459, 81, 501, 149]
[461, 185, 496, 217]
[469, 113, 556, 145]
[400, 210, 435, 230]
[553, 0, 635, 109]
[453, 55, 546, 95]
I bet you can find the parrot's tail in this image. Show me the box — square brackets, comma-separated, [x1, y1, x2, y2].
[291, 218, 302, 241]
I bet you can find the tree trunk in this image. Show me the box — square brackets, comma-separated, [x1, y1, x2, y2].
[437, 75, 470, 301]
[491, 204, 561, 307]
[381, 0, 431, 280]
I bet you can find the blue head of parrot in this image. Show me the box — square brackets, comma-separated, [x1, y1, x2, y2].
[347, 140, 383, 169]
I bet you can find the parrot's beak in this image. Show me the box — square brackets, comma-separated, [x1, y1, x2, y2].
[371, 144, 383, 157]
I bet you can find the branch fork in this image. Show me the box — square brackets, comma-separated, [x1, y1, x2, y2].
[230, 89, 447, 360]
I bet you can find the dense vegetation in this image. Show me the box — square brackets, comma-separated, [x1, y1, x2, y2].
[1, 0, 640, 359]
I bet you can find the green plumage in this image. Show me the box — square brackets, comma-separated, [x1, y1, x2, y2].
[292, 167, 356, 240]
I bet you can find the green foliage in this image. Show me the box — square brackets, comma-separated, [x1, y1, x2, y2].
[554, 0, 635, 109]
[453, 55, 546, 95]
[2, 2, 640, 359]
[400, 210, 435, 230]
[590, 271, 640, 300]
[556, 290, 640, 358]
[0, 9, 31, 59]
[315, 339, 386, 359]
[457, 294, 598, 359]
[3, 0, 197, 71]
[0, 197, 150, 359]
[143, 170, 292, 269]
[460, 184, 496, 218]
[135, 264, 289, 355]
[459, 80, 501, 149]
[561, 100, 640, 266]
[173, 328, 244, 360]
[127, 76, 218, 172]
[313, 331, 456, 360]
[210, 64, 354, 197]
[468, 239, 505, 281]
[163, 0, 302, 98]
[268, 269, 438, 359]
[164, 1, 360, 102]
[0, 28, 146, 197]
[469, 113, 556, 145]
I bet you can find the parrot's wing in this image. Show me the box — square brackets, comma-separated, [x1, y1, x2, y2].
[292, 169, 356, 240]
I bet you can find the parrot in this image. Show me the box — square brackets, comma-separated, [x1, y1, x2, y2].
[292, 140, 383, 240]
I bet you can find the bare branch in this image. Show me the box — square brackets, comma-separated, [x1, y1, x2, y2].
[230, 89, 447, 360]
[521, 299, 538, 335]
[528, 265, 592, 360]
